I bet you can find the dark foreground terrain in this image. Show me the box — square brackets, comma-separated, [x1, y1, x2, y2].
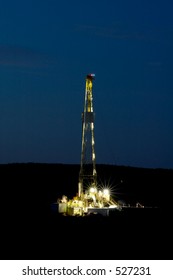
[0, 163, 172, 260]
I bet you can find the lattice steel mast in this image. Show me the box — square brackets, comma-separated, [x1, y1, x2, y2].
[78, 74, 97, 198]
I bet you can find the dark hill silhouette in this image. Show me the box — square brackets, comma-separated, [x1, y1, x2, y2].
[1, 162, 171, 208]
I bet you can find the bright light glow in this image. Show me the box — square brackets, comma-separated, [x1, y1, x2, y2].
[103, 189, 109, 196]
[98, 190, 102, 197]
[89, 187, 96, 193]
[98, 178, 123, 200]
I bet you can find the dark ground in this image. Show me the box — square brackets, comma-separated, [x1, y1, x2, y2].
[0, 163, 172, 260]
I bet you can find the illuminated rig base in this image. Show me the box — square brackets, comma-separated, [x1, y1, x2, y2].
[57, 186, 122, 217]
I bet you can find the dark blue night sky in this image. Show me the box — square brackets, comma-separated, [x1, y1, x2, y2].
[0, 0, 173, 168]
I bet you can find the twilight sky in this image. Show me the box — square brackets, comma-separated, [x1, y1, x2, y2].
[0, 0, 173, 169]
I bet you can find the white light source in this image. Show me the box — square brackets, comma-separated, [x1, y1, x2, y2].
[103, 188, 110, 201]
[103, 189, 109, 196]
[89, 187, 96, 193]
[98, 190, 102, 197]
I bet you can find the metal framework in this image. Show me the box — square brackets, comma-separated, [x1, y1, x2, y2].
[78, 74, 97, 198]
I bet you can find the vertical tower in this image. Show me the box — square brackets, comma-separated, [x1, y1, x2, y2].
[78, 74, 97, 198]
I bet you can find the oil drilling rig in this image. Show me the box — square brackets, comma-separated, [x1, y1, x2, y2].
[57, 74, 120, 216]
[78, 73, 97, 199]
